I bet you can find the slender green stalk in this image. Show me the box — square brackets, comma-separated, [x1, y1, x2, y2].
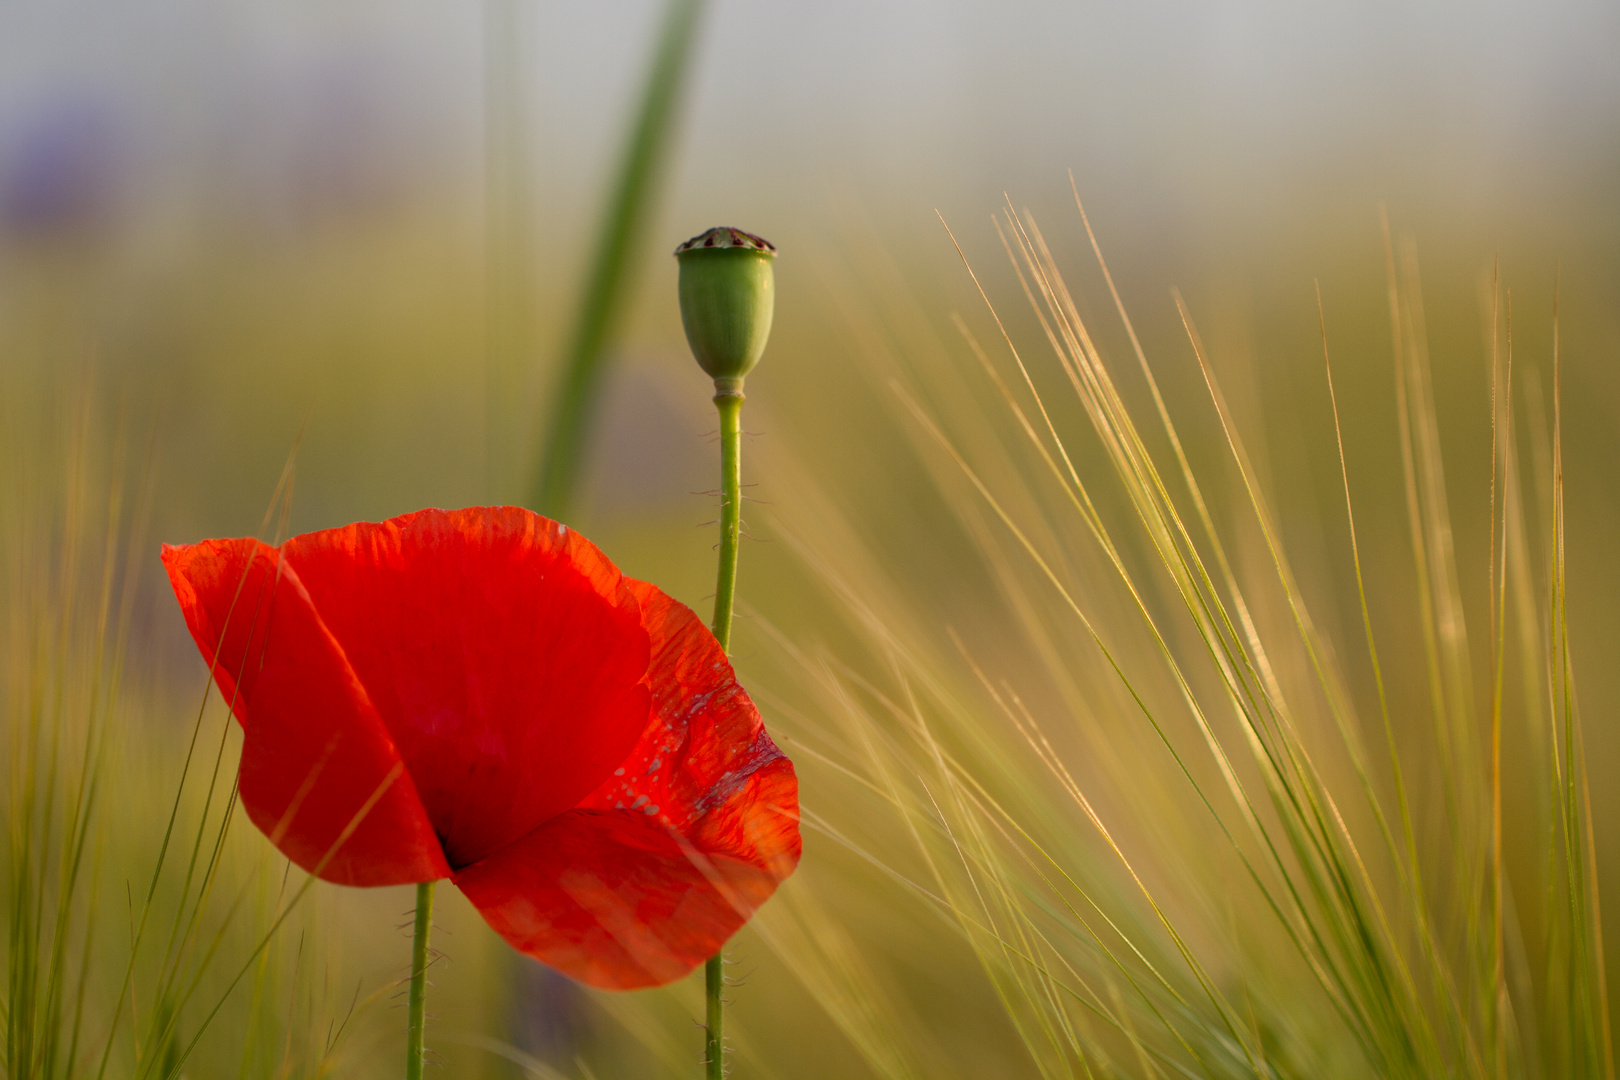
[705, 952, 726, 1080]
[406, 881, 436, 1080]
[704, 386, 743, 1080]
[531, 0, 707, 520]
[711, 389, 743, 653]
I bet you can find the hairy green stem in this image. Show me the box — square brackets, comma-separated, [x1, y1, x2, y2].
[406, 881, 435, 1080]
[705, 952, 726, 1080]
[531, 0, 707, 520]
[704, 386, 743, 1079]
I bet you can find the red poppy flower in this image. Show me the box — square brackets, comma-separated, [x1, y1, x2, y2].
[161, 506, 799, 989]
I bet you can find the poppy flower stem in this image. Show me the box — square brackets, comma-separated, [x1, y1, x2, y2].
[704, 383, 743, 1080]
[406, 880, 436, 1080]
[709, 386, 744, 654]
[705, 953, 726, 1079]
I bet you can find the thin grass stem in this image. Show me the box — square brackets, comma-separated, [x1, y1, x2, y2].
[531, 0, 707, 519]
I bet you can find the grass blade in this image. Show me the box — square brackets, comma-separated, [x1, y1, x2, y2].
[529, 0, 708, 519]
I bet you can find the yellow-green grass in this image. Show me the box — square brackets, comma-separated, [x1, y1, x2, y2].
[4, 188, 1617, 1078]
[738, 197, 1616, 1078]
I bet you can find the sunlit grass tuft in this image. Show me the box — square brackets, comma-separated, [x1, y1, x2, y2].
[747, 195, 1612, 1079]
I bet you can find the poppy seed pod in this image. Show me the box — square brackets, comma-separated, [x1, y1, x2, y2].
[675, 227, 776, 390]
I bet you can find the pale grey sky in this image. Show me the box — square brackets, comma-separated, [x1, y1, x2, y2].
[0, 1, 1615, 252]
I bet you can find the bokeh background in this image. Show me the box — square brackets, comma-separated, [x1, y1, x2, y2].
[3, 1, 1618, 1077]
[4, 0, 1617, 520]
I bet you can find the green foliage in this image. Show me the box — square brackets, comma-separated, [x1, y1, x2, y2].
[3, 195, 1613, 1079]
[530, 0, 710, 521]
[4, 391, 136, 1080]
[745, 198, 1613, 1078]
[1, 415, 337, 1080]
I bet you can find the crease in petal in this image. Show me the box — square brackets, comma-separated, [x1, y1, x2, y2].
[582, 581, 800, 862]
[456, 579, 799, 989]
[454, 810, 785, 989]
[161, 539, 449, 887]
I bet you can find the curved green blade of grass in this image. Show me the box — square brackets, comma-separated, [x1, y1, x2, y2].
[528, 0, 708, 521]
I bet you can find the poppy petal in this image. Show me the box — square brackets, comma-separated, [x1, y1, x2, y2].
[454, 785, 794, 989]
[161, 539, 449, 887]
[454, 581, 800, 989]
[581, 581, 800, 842]
[276, 507, 652, 868]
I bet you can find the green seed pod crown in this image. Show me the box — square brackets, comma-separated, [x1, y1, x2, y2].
[675, 227, 776, 389]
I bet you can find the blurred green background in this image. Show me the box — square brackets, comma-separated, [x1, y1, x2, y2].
[3, 1, 1619, 1077]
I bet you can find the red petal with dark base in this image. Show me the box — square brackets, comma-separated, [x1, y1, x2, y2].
[456, 580, 801, 989]
[277, 509, 651, 868]
[163, 506, 799, 987]
[161, 539, 449, 887]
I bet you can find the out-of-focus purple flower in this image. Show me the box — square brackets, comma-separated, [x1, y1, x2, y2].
[0, 98, 126, 238]
[224, 51, 442, 232]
